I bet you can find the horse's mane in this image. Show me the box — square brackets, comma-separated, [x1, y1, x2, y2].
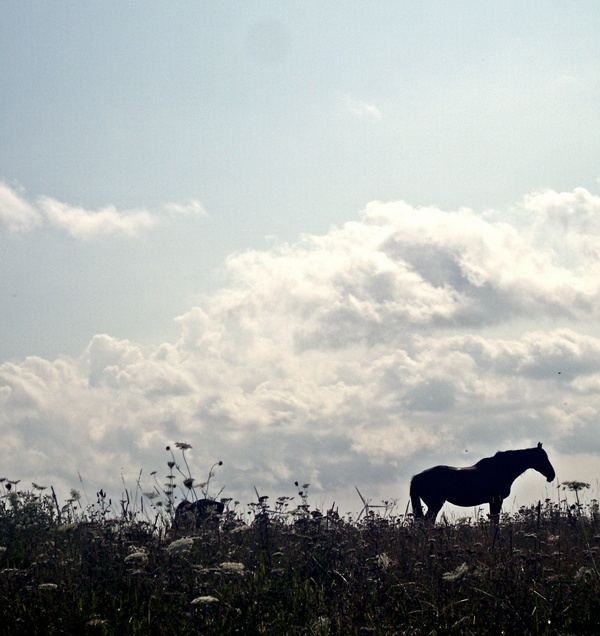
[476, 447, 536, 466]
[493, 447, 537, 458]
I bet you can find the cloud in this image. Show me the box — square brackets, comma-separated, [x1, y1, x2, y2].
[525, 187, 600, 229]
[39, 198, 156, 240]
[1, 189, 600, 512]
[524, 187, 600, 261]
[0, 182, 42, 232]
[162, 199, 208, 217]
[0, 181, 206, 240]
[344, 96, 383, 121]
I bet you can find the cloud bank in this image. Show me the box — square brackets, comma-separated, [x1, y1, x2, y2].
[0, 182, 206, 240]
[1, 189, 600, 513]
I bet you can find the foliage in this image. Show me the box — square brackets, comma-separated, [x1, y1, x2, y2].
[0, 457, 599, 635]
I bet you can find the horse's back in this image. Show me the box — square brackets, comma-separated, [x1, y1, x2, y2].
[412, 464, 491, 507]
[413, 464, 459, 480]
[411, 464, 456, 492]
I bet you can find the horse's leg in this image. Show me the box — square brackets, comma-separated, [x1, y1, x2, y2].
[489, 496, 503, 523]
[425, 500, 443, 523]
[409, 477, 425, 519]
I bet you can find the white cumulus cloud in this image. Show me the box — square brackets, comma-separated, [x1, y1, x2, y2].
[0, 181, 207, 240]
[39, 198, 156, 240]
[0, 182, 42, 232]
[1, 189, 600, 513]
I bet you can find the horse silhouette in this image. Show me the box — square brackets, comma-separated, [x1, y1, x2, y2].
[410, 443, 555, 522]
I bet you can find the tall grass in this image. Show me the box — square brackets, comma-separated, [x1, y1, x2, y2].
[0, 452, 599, 635]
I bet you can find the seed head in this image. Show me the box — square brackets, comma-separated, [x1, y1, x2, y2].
[191, 595, 219, 605]
[167, 538, 195, 555]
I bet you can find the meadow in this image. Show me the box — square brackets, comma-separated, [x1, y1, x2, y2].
[0, 449, 599, 635]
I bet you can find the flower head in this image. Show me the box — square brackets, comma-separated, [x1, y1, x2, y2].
[125, 552, 148, 566]
[219, 562, 245, 573]
[442, 562, 469, 583]
[191, 595, 219, 605]
[166, 538, 195, 555]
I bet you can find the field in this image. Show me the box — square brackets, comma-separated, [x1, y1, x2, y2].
[0, 454, 599, 635]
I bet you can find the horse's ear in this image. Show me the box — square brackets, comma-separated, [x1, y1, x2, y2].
[537, 442, 542, 449]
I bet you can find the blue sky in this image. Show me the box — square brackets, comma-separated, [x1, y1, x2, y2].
[1, 2, 600, 516]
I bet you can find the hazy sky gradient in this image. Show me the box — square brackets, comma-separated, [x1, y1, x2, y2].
[1, 2, 600, 515]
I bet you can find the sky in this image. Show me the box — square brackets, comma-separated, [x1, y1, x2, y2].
[1, 2, 600, 518]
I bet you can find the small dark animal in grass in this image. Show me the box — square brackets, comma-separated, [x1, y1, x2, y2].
[410, 442, 555, 523]
[175, 498, 224, 527]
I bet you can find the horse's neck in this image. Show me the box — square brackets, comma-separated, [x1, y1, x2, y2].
[499, 450, 534, 482]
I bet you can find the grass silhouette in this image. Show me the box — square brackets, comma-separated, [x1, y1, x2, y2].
[0, 448, 599, 635]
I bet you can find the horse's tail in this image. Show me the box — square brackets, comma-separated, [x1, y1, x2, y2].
[409, 475, 424, 519]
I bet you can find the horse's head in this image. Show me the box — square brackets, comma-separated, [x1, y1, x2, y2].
[533, 442, 556, 482]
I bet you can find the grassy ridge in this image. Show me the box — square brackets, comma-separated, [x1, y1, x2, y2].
[0, 481, 599, 635]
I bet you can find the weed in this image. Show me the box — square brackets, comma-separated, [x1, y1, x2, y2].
[1, 469, 600, 634]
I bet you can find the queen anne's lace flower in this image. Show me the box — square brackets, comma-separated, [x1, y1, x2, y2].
[125, 552, 148, 565]
[219, 562, 245, 573]
[166, 538, 194, 554]
[191, 595, 219, 605]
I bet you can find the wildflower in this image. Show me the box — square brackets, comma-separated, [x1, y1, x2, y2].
[562, 481, 590, 492]
[0, 547, 6, 555]
[124, 552, 148, 566]
[375, 553, 392, 570]
[312, 617, 329, 632]
[229, 525, 250, 534]
[1, 569, 27, 579]
[575, 567, 594, 582]
[191, 595, 219, 605]
[183, 478, 194, 490]
[166, 538, 194, 555]
[175, 442, 193, 450]
[38, 583, 59, 591]
[57, 523, 78, 532]
[442, 562, 469, 583]
[219, 562, 245, 573]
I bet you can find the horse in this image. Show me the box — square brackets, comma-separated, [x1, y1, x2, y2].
[410, 442, 555, 522]
[175, 498, 224, 528]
